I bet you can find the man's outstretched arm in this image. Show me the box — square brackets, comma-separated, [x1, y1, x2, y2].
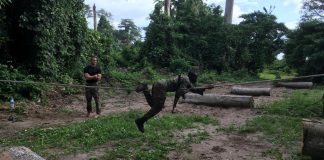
[172, 94, 181, 113]
[189, 85, 214, 95]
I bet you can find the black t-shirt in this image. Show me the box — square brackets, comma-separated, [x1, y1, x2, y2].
[84, 65, 101, 83]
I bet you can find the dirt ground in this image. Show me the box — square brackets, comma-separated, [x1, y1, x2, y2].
[0, 82, 294, 160]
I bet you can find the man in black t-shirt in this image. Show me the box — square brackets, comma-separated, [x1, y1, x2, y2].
[84, 55, 102, 118]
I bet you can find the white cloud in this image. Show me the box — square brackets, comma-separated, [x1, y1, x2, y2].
[285, 21, 298, 29]
[282, 0, 303, 9]
[232, 4, 245, 24]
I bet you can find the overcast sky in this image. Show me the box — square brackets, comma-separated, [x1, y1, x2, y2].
[84, 0, 303, 30]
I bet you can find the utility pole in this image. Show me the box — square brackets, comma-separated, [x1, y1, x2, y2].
[165, 0, 171, 17]
[224, 0, 234, 24]
[93, 4, 97, 30]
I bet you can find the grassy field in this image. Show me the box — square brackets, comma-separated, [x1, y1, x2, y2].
[0, 111, 218, 159]
[239, 87, 323, 159]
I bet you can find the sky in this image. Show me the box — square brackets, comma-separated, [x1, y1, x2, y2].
[84, 0, 303, 30]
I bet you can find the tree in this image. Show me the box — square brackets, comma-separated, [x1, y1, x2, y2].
[238, 9, 288, 73]
[97, 15, 114, 36]
[85, 4, 112, 30]
[0, 0, 10, 9]
[140, 1, 173, 68]
[301, 0, 324, 21]
[115, 19, 141, 45]
[6, 0, 88, 80]
[285, 21, 324, 75]
[97, 15, 115, 72]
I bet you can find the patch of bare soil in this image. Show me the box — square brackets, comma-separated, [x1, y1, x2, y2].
[0, 83, 294, 160]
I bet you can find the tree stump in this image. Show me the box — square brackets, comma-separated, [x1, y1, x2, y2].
[0, 146, 45, 160]
[230, 86, 271, 96]
[302, 119, 324, 160]
[180, 93, 254, 108]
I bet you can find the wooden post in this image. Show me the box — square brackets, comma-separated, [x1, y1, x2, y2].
[224, 0, 234, 24]
[93, 4, 97, 31]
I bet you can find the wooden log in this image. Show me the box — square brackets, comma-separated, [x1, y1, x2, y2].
[322, 94, 324, 117]
[275, 82, 313, 89]
[180, 93, 254, 108]
[302, 119, 324, 160]
[230, 86, 271, 96]
[0, 146, 45, 160]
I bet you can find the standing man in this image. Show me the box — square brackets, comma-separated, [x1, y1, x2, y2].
[134, 71, 214, 133]
[84, 55, 102, 118]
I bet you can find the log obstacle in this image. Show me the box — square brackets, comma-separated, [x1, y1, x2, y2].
[230, 86, 271, 96]
[275, 82, 313, 89]
[180, 93, 254, 108]
[302, 119, 324, 160]
[322, 94, 324, 117]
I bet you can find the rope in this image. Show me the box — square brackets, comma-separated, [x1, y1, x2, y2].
[0, 73, 323, 91]
[0, 79, 131, 90]
[210, 73, 324, 88]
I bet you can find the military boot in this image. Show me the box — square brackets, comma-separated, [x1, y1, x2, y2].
[135, 118, 145, 133]
[135, 83, 148, 93]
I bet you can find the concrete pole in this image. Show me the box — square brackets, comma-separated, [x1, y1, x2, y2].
[93, 4, 97, 30]
[224, 0, 234, 24]
[165, 0, 171, 17]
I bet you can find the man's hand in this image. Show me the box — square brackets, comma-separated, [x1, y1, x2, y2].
[189, 88, 205, 95]
[93, 74, 98, 80]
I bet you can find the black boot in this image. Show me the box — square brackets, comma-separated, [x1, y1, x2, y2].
[135, 118, 145, 133]
[135, 83, 148, 93]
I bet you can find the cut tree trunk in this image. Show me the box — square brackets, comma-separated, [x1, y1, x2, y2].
[275, 82, 313, 89]
[180, 93, 254, 108]
[302, 119, 324, 160]
[230, 86, 271, 96]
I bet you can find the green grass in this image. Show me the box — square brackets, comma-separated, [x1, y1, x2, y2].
[0, 111, 218, 159]
[198, 70, 260, 83]
[259, 69, 295, 80]
[239, 115, 302, 146]
[237, 88, 323, 159]
[263, 89, 324, 118]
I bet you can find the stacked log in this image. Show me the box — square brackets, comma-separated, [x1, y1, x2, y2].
[302, 119, 324, 160]
[181, 93, 254, 108]
[275, 82, 313, 89]
[230, 86, 271, 96]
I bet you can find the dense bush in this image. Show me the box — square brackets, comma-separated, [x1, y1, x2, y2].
[0, 64, 44, 100]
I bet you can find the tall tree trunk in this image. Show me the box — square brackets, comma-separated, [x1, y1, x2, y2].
[224, 0, 234, 24]
[165, 0, 171, 17]
[93, 4, 97, 30]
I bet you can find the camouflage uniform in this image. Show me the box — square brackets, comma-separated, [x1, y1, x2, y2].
[136, 76, 193, 129]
